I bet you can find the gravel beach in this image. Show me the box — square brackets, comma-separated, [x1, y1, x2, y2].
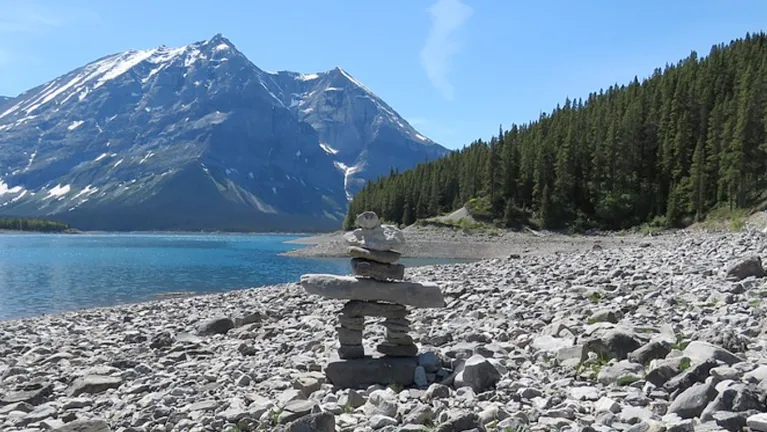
[3, 229, 767, 431]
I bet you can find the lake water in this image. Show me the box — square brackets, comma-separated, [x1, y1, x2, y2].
[0, 233, 462, 320]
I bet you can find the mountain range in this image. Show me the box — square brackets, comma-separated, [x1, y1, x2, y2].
[0, 34, 448, 231]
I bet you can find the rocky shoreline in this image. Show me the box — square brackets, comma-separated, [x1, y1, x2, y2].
[3, 229, 767, 431]
[282, 225, 671, 260]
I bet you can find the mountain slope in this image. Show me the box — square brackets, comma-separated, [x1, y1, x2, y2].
[270, 68, 450, 198]
[346, 32, 767, 231]
[0, 96, 11, 110]
[0, 35, 446, 231]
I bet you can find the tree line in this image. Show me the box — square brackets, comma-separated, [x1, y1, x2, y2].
[345, 32, 767, 231]
[0, 217, 71, 232]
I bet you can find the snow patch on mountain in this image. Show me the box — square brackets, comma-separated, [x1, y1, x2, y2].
[320, 143, 339, 155]
[45, 184, 70, 200]
[0, 180, 23, 196]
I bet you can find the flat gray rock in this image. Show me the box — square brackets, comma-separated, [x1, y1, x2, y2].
[67, 375, 123, 397]
[325, 356, 418, 389]
[301, 274, 445, 308]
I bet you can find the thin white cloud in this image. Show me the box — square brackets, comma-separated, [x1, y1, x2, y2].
[419, 0, 473, 101]
[0, 1, 100, 34]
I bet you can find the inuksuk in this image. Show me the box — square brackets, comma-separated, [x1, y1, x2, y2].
[299, 211, 445, 388]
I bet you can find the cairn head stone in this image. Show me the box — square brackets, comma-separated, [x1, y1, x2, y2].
[344, 225, 405, 252]
[355, 211, 381, 229]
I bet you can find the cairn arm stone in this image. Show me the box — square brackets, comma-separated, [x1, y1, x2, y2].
[301, 274, 445, 308]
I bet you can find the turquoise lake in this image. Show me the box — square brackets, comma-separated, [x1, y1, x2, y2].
[0, 233, 460, 320]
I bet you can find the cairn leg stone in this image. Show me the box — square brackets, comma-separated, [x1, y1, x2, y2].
[351, 258, 405, 281]
[337, 314, 365, 359]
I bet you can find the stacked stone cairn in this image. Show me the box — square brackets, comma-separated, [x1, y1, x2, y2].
[299, 211, 445, 388]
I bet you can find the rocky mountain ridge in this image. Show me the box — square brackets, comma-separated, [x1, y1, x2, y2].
[0, 34, 448, 231]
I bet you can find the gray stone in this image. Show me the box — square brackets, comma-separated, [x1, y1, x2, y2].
[726, 255, 765, 281]
[0, 382, 53, 406]
[434, 412, 482, 432]
[586, 328, 643, 360]
[377, 342, 418, 357]
[355, 211, 380, 229]
[663, 359, 717, 394]
[54, 420, 111, 432]
[341, 300, 407, 318]
[67, 375, 123, 396]
[589, 309, 619, 324]
[338, 344, 365, 359]
[418, 352, 441, 373]
[425, 383, 451, 399]
[344, 224, 405, 252]
[748, 413, 767, 431]
[338, 315, 365, 331]
[386, 330, 414, 345]
[337, 327, 363, 345]
[286, 411, 335, 432]
[302, 274, 445, 308]
[325, 356, 418, 389]
[711, 411, 747, 432]
[629, 340, 672, 365]
[414, 366, 428, 388]
[454, 354, 501, 393]
[347, 246, 402, 264]
[597, 360, 645, 386]
[279, 399, 318, 424]
[682, 341, 744, 366]
[363, 390, 398, 417]
[370, 414, 398, 429]
[667, 382, 718, 419]
[351, 258, 405, 281]
[197, 316, 235, 335]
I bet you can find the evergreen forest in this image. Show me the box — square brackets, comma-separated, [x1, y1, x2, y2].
[345, 32, 767, 231]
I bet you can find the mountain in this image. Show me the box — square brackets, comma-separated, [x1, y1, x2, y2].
[346, 32, 767, 232]
[0, 34, 448, 231]
[0, 96, 12, 109]
[269, 68, 448, 198]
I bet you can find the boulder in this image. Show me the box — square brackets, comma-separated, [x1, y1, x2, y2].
[667, 382, 718, 419]
[682, 341, 744, 366]
[347, 246, 402, 264]
[301, 274, 445, 308]
[286, 411, 335, 432]
[726, 256, 765, 281]
[197, 316, 235, 335]
[454, 354, 501, 392]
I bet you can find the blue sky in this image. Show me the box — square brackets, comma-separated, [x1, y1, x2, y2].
[0, 0, 765, 150]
